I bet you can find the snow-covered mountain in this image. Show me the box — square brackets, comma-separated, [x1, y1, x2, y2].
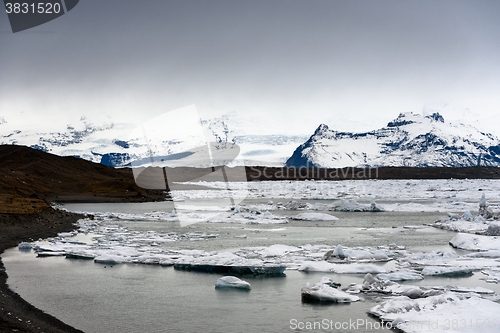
[285, 112, 500, 168]
[0, 113, 305, 167]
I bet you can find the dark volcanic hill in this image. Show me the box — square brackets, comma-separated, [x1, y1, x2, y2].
[0, 145, 166, 213]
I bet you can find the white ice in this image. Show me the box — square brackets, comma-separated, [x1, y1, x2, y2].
[369, 292, 500, 333]
[301, 277, 360, 303]
[215, 276, 251, 290]
[290, 212, 339, 221]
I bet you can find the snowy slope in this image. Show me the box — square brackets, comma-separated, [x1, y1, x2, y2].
[286, 112, 500, 168]
[0, 113, 305, 167]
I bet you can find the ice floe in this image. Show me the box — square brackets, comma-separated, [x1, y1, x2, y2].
[290, 212, 338, 221]
[298, 261, 387, 274]
[376, 270, 424, 281]
[323, 245, 391, 263]
[215, 276, 251, 290]
[433, 194, 500, 234]
[368, 292, 500, 333]
[17, 242, 32, 250]
[174, 179, 500, 213]
[301, 277, 360, 303]
[421, 266, 473, 277]
[449, 233, 500, 251]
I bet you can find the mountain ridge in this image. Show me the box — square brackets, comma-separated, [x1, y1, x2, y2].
[285, 112, 500, 168]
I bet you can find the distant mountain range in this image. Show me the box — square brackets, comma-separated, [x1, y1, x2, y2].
[2, 111, 500, 168]
[0, 114, 306, 167]
[286, 112, 500, 168]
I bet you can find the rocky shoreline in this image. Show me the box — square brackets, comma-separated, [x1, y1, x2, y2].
[0, 145, 169, 332]
[0, 207, 88, 333]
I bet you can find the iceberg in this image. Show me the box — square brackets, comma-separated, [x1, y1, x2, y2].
[368, 292, 500, 333]
[450, 233, 500, 251]
[376, 270, 424, 281]
[487, 222, 500, 236]
[291, 212, 338, 221]
[301, 277, 360, 303]
[18, 242, 32, 250]
[215, 276, 251, 290]
[298, 261, 386, 274]
[421, 266, 473, 277]
[323, 245, 391, 262]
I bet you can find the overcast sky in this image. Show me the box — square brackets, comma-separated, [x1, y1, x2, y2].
[1, 0, 500, 135]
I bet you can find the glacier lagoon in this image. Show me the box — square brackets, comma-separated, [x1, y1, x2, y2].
[4, 179, 500, 333]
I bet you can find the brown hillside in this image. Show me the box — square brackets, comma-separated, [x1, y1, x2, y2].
[0, 145, 166, 213]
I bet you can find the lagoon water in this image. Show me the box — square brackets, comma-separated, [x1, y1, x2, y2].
[3, 198, 499, 333]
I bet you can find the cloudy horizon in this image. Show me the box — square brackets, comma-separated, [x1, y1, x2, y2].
[1, 0, 500, 136]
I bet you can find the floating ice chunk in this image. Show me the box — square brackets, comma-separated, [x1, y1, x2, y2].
[462, 210, 473, 221]
[332, 244, 345, 258]
[377, 270, 424, 281]
[233, 205, 241, 214]
[324, 245, 390, 262]
[401, 287, 423, 299]
[215, 276, 251, 290]
[65, 252, 96, 260]
[347, 249, 376, 260]
[369, 201, 384, 212]
[480, 193, 487, 207]
[479, 193, 493, 218]
[446, 286, 494, 294]
[450, 233, 500, 251]
[298, 262, 386, 274]
[291, 213, 339, 221]
[301, 277, 359, 303]
[402, 225, 426, 229]
[475, 215, 486, 223]
[170, 210, 177, 217]
[368, 292, 500, 333]
[481, 268, 500, 284]
[371, 250, 390, 261]
[330, 199, 384, 212]
[467, 250, 500, 258]
[298, 261, 335, 272]
[487, 222, 500, 236]
[434, 217, 489, 234]
[250, 207, 262, 214]
[331, 199, 363, 212]
[326, 244, 346, 260]
[234, 234, 247, 239]
[37, 251, 66, 257]
[258, 244, 301, 257]
[421, 266, 473, 277]
[358, 273, 440, 298]
[18, 242, 32, 250]
[94, 255, 124, 265]
[58, 231, 77, 238]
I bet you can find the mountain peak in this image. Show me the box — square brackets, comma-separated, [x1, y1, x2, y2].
[386, 112, 444, 127]
[314, 124, 329, 135]
[425, 112, 445, 123]
[386, 112, 417, 127]
[286, 112, 500, 168]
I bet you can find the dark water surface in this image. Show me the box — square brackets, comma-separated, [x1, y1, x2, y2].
[4, 202, 496, 333]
